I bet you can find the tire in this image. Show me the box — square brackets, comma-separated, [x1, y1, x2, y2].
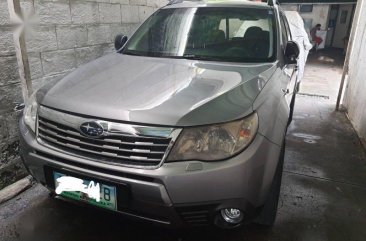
[253, 141, 285, 226]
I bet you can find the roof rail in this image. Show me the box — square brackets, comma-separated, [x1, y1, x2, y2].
[167, 0, 201, 5]
[167, 0, 280, 6]
[167, 0, 181, 5]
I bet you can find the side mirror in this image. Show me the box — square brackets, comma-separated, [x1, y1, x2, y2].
[114, 34, 128, 53]
[284, 41, 300, 65]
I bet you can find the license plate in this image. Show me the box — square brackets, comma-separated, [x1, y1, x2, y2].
[53, 172, 117, 211]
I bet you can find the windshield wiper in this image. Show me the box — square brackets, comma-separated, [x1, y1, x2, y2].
[182, 55, 222, 61]
[123, 51, 143, 56]
[123, 52, 222, 61]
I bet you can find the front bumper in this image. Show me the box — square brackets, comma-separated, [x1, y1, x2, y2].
[19, 118, 281, 227]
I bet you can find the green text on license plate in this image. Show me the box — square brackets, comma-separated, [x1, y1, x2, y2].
[53, 172, 117, 211]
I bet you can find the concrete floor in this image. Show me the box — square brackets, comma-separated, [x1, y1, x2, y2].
[1, 49, 366, 241]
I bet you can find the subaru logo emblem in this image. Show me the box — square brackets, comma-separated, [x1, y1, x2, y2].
[79, 121, 104, 138]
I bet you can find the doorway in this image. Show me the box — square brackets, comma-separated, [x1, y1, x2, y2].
[331, 4, 355, 49]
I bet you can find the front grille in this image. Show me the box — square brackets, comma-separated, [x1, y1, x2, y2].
[37, 115, 172, 168]
[35, 151, 156, 182]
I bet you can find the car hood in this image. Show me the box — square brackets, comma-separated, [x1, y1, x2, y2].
[39, 54, 276, 126]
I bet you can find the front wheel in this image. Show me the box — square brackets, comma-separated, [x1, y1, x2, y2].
[253, 141, 285, 226]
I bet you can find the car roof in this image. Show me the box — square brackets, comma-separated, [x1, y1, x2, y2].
[163, 0, 273, 9]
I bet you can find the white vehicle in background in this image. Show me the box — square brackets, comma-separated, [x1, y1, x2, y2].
[285, 11, 313, 86]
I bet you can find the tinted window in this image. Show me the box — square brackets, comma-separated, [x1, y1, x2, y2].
[280, 14, 289, 46]
[283, 15, 292, 40]
[123, 7, 276, 63]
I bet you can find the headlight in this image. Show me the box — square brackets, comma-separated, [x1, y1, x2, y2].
[167, 113, 258, 161]
[24, 92, 38, 133]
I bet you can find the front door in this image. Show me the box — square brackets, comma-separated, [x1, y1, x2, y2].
[280, 13, 297, 107]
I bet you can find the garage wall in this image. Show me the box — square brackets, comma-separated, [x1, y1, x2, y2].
[0, 0, 167, 189]
[26, 0, 167, 90]
[343, 0, 366, 145]
[0, 0, 28, 190]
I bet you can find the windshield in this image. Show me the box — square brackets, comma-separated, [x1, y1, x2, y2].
[123, 7, 276, 63]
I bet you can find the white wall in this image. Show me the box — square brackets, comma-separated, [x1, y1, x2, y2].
[343, 0, 366, 143]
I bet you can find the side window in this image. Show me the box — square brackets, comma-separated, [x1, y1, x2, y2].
[283, 15, 292, 41]
[280, 14, 289, 46]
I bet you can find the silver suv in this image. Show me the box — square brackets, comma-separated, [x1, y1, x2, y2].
[20, 0, 300, 228]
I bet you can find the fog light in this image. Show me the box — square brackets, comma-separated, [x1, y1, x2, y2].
[220, 208, 243, 224]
